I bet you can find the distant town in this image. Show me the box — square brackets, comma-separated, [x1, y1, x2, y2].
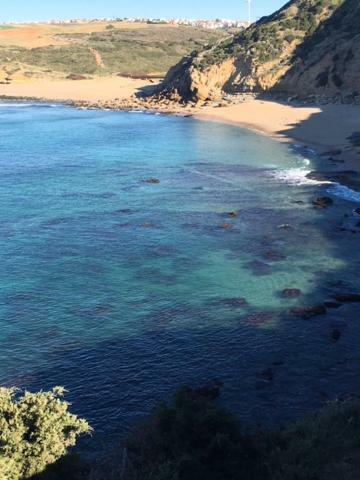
[2, 17, 249, 30]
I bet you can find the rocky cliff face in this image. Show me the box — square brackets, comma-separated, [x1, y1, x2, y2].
[158, 0, 345, 103]
[276, 0, 360, 99]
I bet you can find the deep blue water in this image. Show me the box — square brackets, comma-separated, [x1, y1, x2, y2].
[1, 103, 360, 448]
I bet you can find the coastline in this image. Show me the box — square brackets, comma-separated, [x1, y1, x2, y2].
[1, 79, 360, 189]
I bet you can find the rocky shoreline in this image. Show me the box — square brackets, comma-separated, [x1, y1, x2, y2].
[1, 92, 360, 197]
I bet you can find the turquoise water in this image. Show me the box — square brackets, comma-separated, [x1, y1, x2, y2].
[1, 103, 360, 444]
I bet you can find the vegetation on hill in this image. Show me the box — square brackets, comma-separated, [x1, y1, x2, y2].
[278, 0, 360, 97]
[159, 0, 345, 102]
[0, 26, 225, 80]
[9, 384, 359, 480]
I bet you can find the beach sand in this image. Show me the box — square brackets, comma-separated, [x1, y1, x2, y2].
[197, 99, 360, 175]
[0, 76, 154, 102]
[198, 99, 359, 151]
[1, 78, 359, 172]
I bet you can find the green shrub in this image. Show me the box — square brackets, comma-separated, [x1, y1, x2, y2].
[124, 385, 267, 480]
[0, 386, 91, 480]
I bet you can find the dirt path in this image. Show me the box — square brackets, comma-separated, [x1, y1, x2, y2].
[89, 48, 105, 69]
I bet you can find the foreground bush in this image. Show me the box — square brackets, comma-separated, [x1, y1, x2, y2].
[123, 386, 360, 480]
[268, 400, 360, 480]
[124, 384, 268, 480]
[0, 386, 91, 480]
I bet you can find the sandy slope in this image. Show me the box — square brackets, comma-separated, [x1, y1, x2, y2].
[0, 76, 154, 102]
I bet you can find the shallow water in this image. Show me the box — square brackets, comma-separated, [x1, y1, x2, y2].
[1, 103, 360, 446]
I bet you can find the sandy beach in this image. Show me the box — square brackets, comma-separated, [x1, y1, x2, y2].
[0, 76, 154, 102]
[1, 78, 359, 173]
[197, 99, 360, 155]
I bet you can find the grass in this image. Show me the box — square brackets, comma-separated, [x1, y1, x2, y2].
[0, 25, 225, 77]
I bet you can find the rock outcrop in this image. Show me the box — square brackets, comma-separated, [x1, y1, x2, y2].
[156, 0, 348, 103]
[276, 0, 360, 99]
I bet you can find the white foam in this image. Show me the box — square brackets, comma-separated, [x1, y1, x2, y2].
[0, 103, 35, 107]
[271, 168, 331, 186]
[327, 183, 360, 203]
[0, 102, 60, 108]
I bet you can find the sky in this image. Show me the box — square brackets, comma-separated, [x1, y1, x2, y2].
[0, 0, 286, 23]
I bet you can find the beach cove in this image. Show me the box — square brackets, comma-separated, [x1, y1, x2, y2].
[1, 102, 360, 450]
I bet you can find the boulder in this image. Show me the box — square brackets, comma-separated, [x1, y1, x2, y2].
[264, 250, 287, 261]
[331, 329, 341, 342]
[219, 223, 233, 230]
[144, 178, 160, 184]
[332, 294, 360, 303]
[282, 288, 302, 298]
[312, 196, 333, 209]
[66, 74, 87, 80]
[290, 305, 327, 319]
[324, 301, 342, 309]
[216, 298, 248, 308]
[321, 149, 342, 156]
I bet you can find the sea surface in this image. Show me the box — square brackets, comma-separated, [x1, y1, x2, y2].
[1, 103, 360, 447]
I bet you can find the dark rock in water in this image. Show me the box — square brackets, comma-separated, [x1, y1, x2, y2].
[115, 208, 132, 214]
[331, 329, 342, 342]
[332, 294, 360, 303]
[242, 311, 275, 326]
[218, 223, 233, 230]
[43, 218, 67, 227]
[308, 170, 357, 184]
[247, 260, 271, 276]
[291, 200, 305, 205]
[290, 305, 327, 319]
[259, 368, 274, 382]
[321, 149, 342, 156]
[328, 157, 345, 164]
[312, 196, 333, 209]
[324, 301, 343, 309]
[282, 288, 302, 299]
[143, 177, 160, 184]
[264, 250, 287, 262]
[227, 211, 238, 218]
[347, 132, 360, 147]
[214, 298, 248, 308]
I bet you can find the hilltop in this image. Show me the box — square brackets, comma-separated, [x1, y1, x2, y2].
[0, 22, 225, 83]
[157, 0, 346, 102]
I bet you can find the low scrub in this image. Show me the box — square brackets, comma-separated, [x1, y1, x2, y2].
[0, 387, 91, 480]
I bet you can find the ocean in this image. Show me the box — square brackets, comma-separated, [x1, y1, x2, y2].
[1, 102, 360, 447]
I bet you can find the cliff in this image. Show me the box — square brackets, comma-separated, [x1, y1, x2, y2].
[157, 0, 346, 103]
[276, 0, 360, 99]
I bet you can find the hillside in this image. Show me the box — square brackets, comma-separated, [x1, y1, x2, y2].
[0, 23, 225, 83]
[276, 0, 360, 98]
[158, 0, 345, 103]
